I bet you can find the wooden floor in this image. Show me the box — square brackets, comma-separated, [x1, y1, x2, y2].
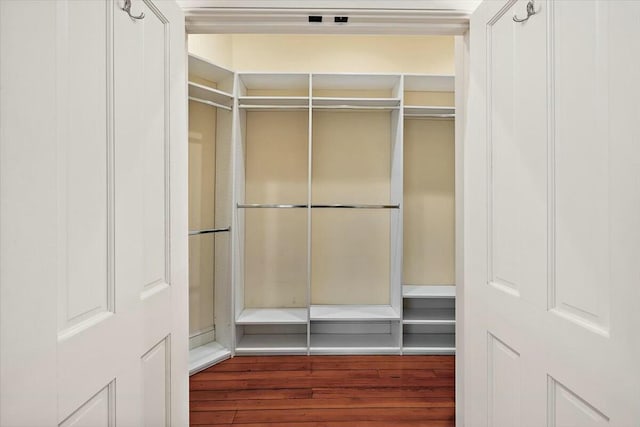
[190, 355, 455, 426]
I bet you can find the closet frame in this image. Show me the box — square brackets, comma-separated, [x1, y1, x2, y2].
[226, 70, 456, 356]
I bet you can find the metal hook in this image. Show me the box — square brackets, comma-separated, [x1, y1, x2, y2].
[121, 0, 145, 20]
[513, 0, 536, 23]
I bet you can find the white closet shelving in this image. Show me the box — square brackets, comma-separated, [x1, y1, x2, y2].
[187, 60, 456, 362]
[187, 54, 235, 373]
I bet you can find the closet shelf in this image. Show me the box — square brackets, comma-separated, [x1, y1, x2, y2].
[402, 308, 455, 325]
[402, 333, 455, 355]
[235, 334, 308, 355]
[310, 305, 400, 322]
[310, 333, 400, 354]
[188, 82, 234, 109]
[404, 105, 455, 118]
[312, 97, 401, 110]
[237, 203, 400, 209]
[236, 308, 308, 325]
[238, 96, 309, 110]
[402, 285, 455, 299]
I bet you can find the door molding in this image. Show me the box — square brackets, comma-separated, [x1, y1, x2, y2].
[178, 0, 476, 34]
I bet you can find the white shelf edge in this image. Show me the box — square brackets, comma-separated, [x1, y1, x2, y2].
[402, 285, 456, 299]
[236, 308, 308, 325]
[188, 81, 233, 106]
[235, 334, 308, 355]
[310, 305, 400, 321]
[188, 342, 231, 375]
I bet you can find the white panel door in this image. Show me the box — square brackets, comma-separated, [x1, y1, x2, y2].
[0, 0, 188, 425]
[465, 1, 640, 426]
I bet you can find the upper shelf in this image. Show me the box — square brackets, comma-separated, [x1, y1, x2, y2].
[310, 305, 400, 322]
[188, 54, 234, 94]
[238, 96, 309, 111]
[402, 285, 455, 299]
[188, 82, 234, 109]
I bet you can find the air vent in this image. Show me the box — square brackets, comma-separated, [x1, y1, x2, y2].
[308, 15, 322, 23]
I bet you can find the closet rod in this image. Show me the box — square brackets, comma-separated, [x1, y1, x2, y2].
[404, 114, 455, 119]
[238, 105, 309, 110]
[189, 96, 233, 111]
[312, 105, 400, 111]
[238, 204, 308, 208]
[189, 227, 231, 236]
[312, 204, 400, 209]
[236, 204, 400, 209]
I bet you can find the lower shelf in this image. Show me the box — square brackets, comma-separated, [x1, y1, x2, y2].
[235, 334, 308, 355]
[189, 341, 231, 375]
[310, 334, 400, 355]
[402, 334, 456, 355]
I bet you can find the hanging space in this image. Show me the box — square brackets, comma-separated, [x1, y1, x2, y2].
[187, 55, 234, 372]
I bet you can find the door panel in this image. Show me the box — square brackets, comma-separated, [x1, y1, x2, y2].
[467, 1, 640, 426]
[0, 0, 187, 425]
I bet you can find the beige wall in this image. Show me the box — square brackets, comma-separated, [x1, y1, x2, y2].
[189, 34, 454, 74]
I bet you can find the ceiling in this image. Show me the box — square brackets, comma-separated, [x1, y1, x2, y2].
[178, 0, 482, 35]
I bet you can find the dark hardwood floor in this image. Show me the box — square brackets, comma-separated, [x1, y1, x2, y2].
[190, 355, 455, 426]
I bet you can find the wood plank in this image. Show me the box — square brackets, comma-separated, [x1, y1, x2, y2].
[312, 386, 455, 399]
[191, 376, 454, 390]
[190, 411, 236, 425]
[195, 369, 380, 381]
[191, 397, 455, 411]
[199, 423, 453, 427]
[232, 407, 454, 423]
[191, 389, 313, 401]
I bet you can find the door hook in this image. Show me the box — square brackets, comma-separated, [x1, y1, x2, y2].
[121, 0, 145, 20]
[513, 0, 536, 23]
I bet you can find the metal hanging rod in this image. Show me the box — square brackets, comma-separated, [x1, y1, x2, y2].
[189, 96, 233, 111]
[189, 227, 231, 236]
[238, 204, 308, 208]
[237, 203, 400, 209]
[312, 204, 400, 209]
[404, 114, 455, 119]
[239, 105, 309, 110]
[312, 105, 400, 111]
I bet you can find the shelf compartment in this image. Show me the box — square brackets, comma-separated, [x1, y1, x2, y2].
[310, 305, 400, 322]
[189, 341, 231, 375]
[310, 333, 399, 354]
[236, 308, 308, 325]
[402, 333, 455, 355]
[403, 308, 455, 325]
[188, 82, 234, 109]
[402, 285, 455, 299]
[404, 75, 455, 92]
[235, 334, 308, 355]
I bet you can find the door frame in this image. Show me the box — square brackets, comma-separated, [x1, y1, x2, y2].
[180, 5, 471, 425]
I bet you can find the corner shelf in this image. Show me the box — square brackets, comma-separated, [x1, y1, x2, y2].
[188, 82, 234, 109]
[310, 305, 400, 322]
[236, 308, 308, 325]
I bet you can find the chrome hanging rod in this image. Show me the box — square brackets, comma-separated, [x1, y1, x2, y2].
[189, 96, 233, 111]
[312, 105, 400, 111]
[237, 203, 400, 209]
[189, 227, 231, 236]
[238, 105, 309, 110]
[237, 204, 308, 208]
[404, 114, 455, 119]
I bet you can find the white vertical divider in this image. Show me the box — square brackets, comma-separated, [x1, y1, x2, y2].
[307, 74, 313, 355]
[390, 75, 405, 353]
[230, 73, 245, 355]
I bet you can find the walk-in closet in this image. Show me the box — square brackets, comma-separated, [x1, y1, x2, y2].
[187, 35, 458, 373]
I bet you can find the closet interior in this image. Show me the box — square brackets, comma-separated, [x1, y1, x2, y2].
[188, 50, 456, 372]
